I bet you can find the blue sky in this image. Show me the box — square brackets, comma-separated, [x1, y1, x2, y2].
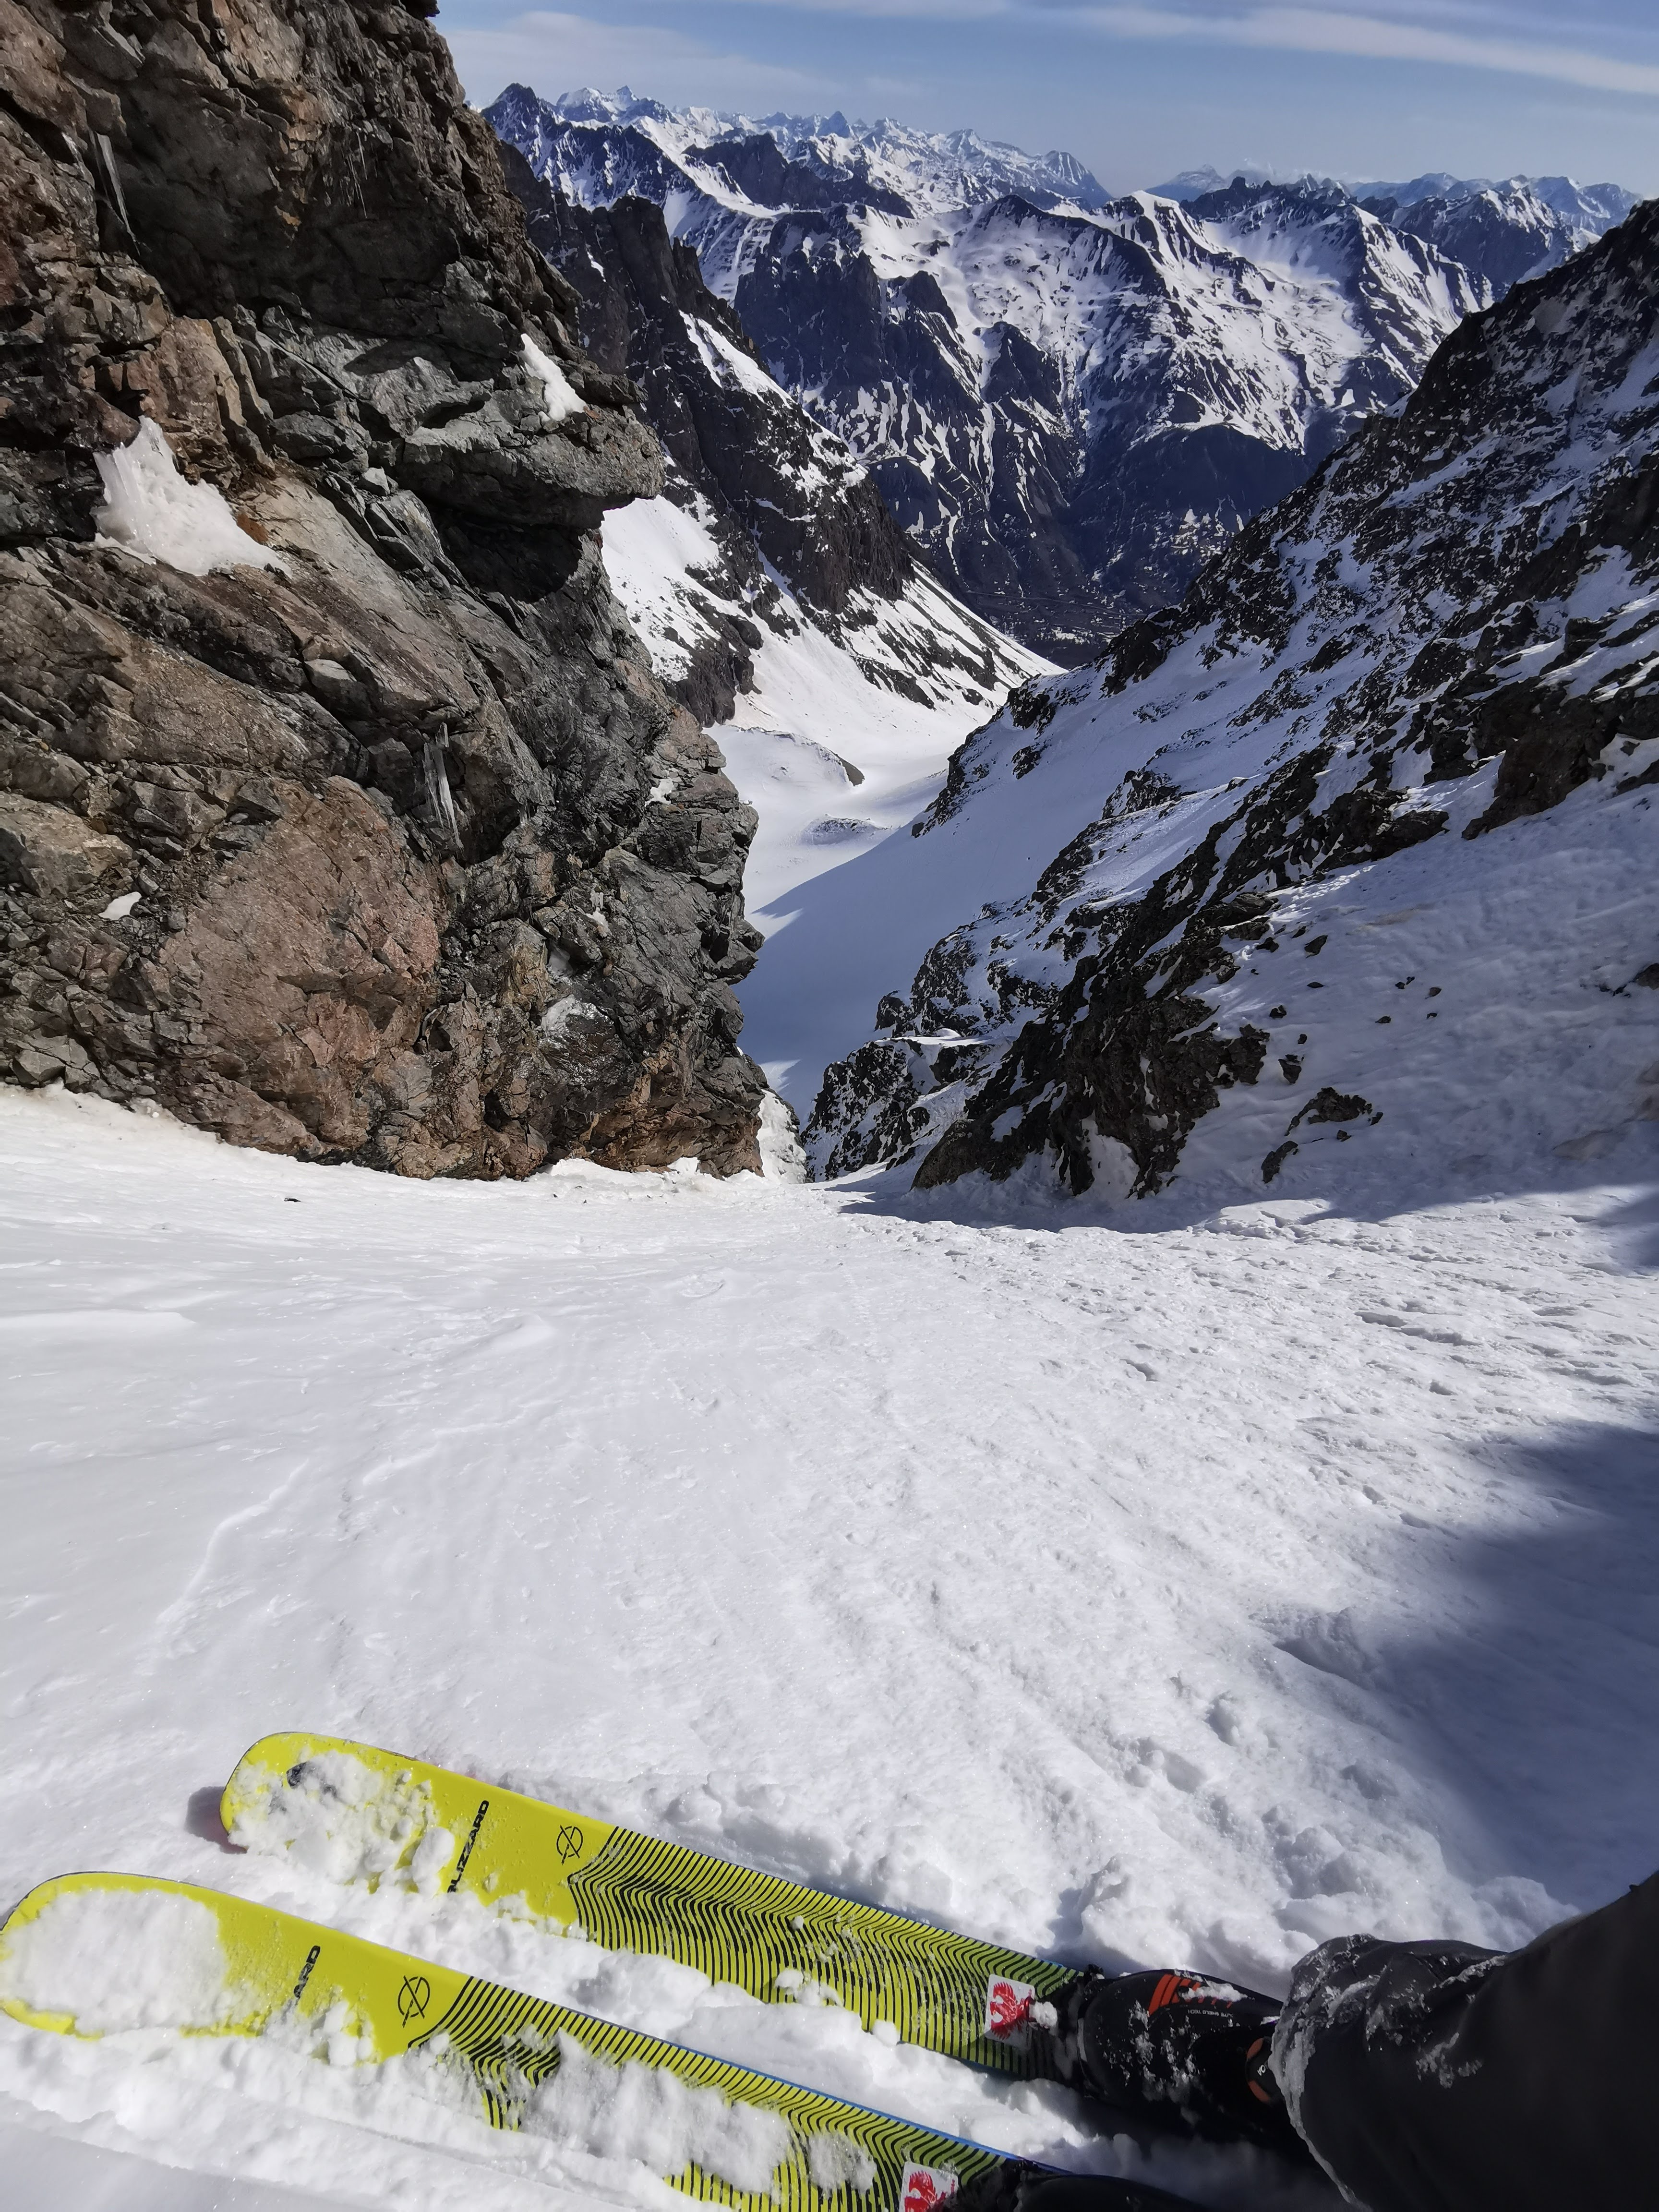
[436, 1, 1659, 193]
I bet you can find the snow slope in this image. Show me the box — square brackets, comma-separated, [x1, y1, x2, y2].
[601, 486, 1046, 910]
[4, 1087, 1659, 2211]
[798, 192, 1659, 1202]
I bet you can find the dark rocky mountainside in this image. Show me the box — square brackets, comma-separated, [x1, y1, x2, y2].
[492, 89, 1491, 662]
[504, 155, 952, 721]
[805, 201, 1659, 1200]
[0, 0, 768, 1177]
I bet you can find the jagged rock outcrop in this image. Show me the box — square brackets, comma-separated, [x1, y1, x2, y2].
[804, 198, 1659, 1199]
[0, 0, 767, 1177]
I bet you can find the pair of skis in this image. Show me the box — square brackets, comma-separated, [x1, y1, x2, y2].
[0, 1730, 1206, 2212]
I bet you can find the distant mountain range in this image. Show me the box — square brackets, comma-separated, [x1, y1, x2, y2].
[1156, 168, 1641, 302]
[494, 91, 1632, 661]
[1154, 166, 1636, 230]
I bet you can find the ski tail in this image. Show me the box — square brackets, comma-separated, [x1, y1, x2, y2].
[220, 1730, 1082, 2075]
[0, 1871, 1013, 2211]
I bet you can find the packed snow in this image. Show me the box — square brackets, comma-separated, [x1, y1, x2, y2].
[227, 1751, 457, 1893]
[529, 2035, 792, 2194]
[0, 1888, 232, 2037]
[3, 1086, 1658, 2210]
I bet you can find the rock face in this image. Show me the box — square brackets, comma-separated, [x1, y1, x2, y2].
[492, 91, 1497, 662]
[1358, 179, 1605, 299]
[0, 0, 767, 1177]
[805, 200, 1659, 1200]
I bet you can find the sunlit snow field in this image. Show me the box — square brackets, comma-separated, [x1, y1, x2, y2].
[3, 1088, 1658, 2208]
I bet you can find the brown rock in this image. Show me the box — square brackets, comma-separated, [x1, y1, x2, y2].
[0, 0, 765, 1177]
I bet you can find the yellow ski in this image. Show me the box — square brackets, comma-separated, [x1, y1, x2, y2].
[0, 1870, 1012, 2212]
[222, 1732, 1082, 2075]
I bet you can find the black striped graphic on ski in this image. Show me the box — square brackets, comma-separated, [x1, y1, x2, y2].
[408, 1968, 1010, 2208]
[223, 1732, 1084, 2077]
[568, 1821, 1077, 2066]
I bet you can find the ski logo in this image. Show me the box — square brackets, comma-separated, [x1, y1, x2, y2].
[446, 1799, 490, 1894]
[985, 1973, 1037, 2044]
[398, 1973, 431, 2024]
[556, 1822, 584, 1863]
[900, 2163, 959, 2212]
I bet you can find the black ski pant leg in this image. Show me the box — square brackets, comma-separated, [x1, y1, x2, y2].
[1272, 1866, 1659, 2212]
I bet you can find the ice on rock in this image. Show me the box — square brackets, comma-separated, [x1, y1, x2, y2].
[0, 1890, 232, 2035]
[94, 418, 285, 576]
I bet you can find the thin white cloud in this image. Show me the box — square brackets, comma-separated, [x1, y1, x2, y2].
[1073, 5, 1659, 95]
[617, 0, 1659, 96]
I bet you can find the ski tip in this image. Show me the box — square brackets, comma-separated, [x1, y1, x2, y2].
[218, 1728, 365, 1837]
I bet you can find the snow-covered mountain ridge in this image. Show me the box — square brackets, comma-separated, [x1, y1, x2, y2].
[518, 84, 1114, 217]
[1159, 169, 1639, 308]
[496, 149, 1048, 913]
[798, 195, 1659, 1204]
[1158, 167, 1635, 228]
[490, 86, 1515, 660]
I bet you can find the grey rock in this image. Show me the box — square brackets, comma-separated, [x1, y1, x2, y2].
[0, 0, 765, 1178]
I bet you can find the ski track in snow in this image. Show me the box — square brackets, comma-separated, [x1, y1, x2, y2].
[3, 1090, 1658, 2205]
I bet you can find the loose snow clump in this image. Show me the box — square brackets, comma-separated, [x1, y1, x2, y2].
[229, 1752, 454, 1891]
[94, 418, 285, 575]
[522, 334, 587, 424]
[527, 2032, 791, 2191]
[0, 1888, 232, 2034]
[807, 2129, 878, 2191]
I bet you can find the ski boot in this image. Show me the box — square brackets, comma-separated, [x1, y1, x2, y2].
[953, 2164, 1205, 2212]
[1037, 1968, 1300, 2153]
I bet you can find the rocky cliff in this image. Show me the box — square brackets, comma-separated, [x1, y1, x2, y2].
[804, 199, 1659, 1201]
[0, 0, 767, 1177]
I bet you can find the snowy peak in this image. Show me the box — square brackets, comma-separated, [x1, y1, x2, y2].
[1157, 165, 1640, 303]
[1354, 170, 1639, 229]
[506, 84, 1112, 217]
[1146, 163, 1281, 201]
[492, 85, 1487, 659]
[489, 86, 1640, 664]
[1351, 171, 1641, 298]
